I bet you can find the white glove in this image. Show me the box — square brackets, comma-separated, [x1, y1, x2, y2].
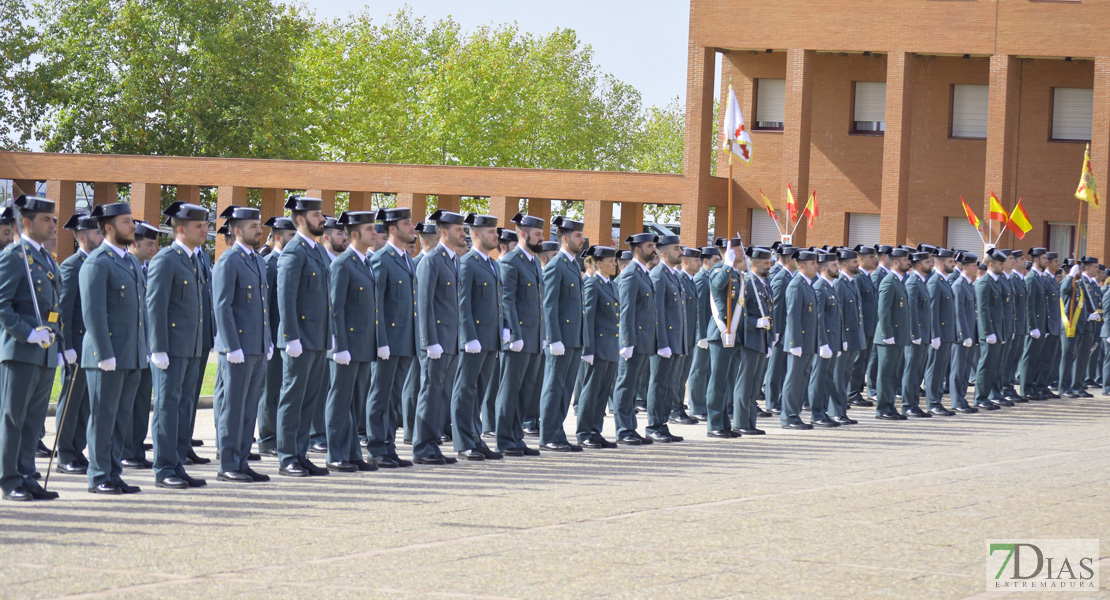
[657, 346, 672, 358]
[502, 329, 510, 344]
[150, 352, 170, 370]
[818, 344, 832, 359]
[697, 339, 709, 350]
[619, 346, 633, 360]
[550, 341, 565, 356]
[285, 339, 303, 358]
[963, 338, 973, 348]
[774, 333, 780, 346]
[790, 347, 802, 357]
[377, 345, 391, 360]
[227, 349, 245, 364]
[837, 351, 842, 357]
[63, 349, 77, 365]
[1030, 329, 1041, 339]
[882, 337, 895, 345]
[581, 354, 594, 365]
[426, 343, 443, 360]
[509, 339, 524, 353]
[842, 341, 848, 351]
[332, 350, 351, 365]
[26, 328, 52, 348]
[1106, 336, 1110, 345]
[1069, 264, 1081, 278]
[464, 339, 481, 354]
[723, 245, 737, 267]
[1088, 313, 1101, 322]
[930, 337, 941, 349]
[766, 347, 773, 358]
[98, 357, 116, 372]
[986, 333, 997, 345]
[756, 317, 771, 329]
[267, 344, 274, 360]
[56, 352, 63, 366]
[912, 338, 922, 346]
[542, 340, 547, 351]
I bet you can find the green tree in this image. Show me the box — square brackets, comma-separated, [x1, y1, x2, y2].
[0, 0, 36, 149]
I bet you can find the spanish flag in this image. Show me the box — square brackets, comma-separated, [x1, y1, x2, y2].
[1075, 143, 1100, 207]
[1005, 199, 1032, 240]
[758, 189, 780, 224]
[960, 196, 981, 230]
[802, 190, 819, 228]
[786, 184, 799, 223]
[988, 192, 1008, 223]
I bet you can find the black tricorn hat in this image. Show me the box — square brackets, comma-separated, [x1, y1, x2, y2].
[497, 227, 518, 243]
[552, 215, 584, 232]
[816, 251, 837, 264]
[13, 194, 54, 214]
[619, 250, 633, 261]
[219, 206, 261, 221]
[0, 206, 14, 225]
[700, 247, 720, 258]
[163, 201, 208, 222]
[795, 251, 818, 262]
[90, 202, 132, 220]
[323, 216, 342, 231]
[626, 233, 657, 246]
[376, 207, 411, 223]
[749, 247, 773, 260]
[337, 211, 376, 226]
[510, 211, 544, 229]
[836, 249, 858, 260]
[875, 244, 894, 255]
[414, 221, 437, 235]
[263, 217, 296, 231]
[540, 241, 559, 253]
[890, 248, 910, 258]
[216, 224, 230, 236]
[656, 234, 681, 247]
[910, 251, 932, 263]
[853, 244, 876, 255]
[429, 209, 465, 225]
[63, 213, 98, 231]
[465, 213, 498, 228]
[133, 220, 161, 241]
[935, 249, 955, 258]
[285, 195, 323, 212]
[587, 245, 617, 259]
[1028, 247, 1047, 257]
[958, 253, 979, 264]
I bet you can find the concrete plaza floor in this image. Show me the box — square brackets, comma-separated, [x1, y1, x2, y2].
[1, 396, 1107, 599]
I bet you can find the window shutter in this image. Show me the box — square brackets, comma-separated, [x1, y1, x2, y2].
[952, 84, 988, 138]
[1052, 88, 1093, 141]
[847, 213, 880, 248]
[756, 79, 786, 127]
[946, 218, 984, 254]
[854, 82, 887, 124]
[750, 208, 781, 247]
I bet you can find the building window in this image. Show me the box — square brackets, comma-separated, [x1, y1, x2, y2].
[847, 213, 880, 248]
[1048, 222, 1086, 259]
[946, 217, 984, 254]
[754, 78, 785, 130]
[852, 81, 886, 134]
[951, 84, 988, 139]
[750, 208, 781, 247]
[1051, 88, 1093, 141]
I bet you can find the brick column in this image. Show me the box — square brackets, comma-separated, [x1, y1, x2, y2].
[11, 179, 36, 199]
[488, 195, 520, 227]
[584, 199, 614, 248]
[683, 43, 718, 247]
[130, 183, 162, 224]
[93, 182, 118, 207]
[259, 188, 283, 220]
[216, 186, 249, 256]
[879, 51, 915, 246]
[437, 194, 461, 214]
[527, 198, 551, 234]
[306, 189, 336, 216]
[348, 191, 371, 212]
[1086, 57, 1110, 259]
[177, 184, 201, 206]
[619, 202, 644, 248]
[983, 54, 1021, 250]
[397, 193, 427, 222]
[781, 49, 815, 248]
[46, 180, 77, 259]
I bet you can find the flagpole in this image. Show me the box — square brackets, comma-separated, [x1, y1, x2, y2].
[726, 157, 733, 334]
[1068, 195, 1085, 331]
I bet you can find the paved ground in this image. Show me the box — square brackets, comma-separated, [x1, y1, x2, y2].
[2, 396, 1108, 599]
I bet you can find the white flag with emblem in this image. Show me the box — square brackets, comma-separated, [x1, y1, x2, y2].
[723, 83, 752, 164]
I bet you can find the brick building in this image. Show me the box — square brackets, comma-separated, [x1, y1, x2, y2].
[686, 0, 1110, 258]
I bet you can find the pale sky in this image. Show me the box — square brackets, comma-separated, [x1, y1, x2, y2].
[288, 0, 695, 110]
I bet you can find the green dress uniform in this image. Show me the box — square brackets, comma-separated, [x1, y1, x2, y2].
[212, 215, 273, 476]
[147, 230, 209, 484]
[850, 262, 878, 405]
[576, 249, 620, 444]
[992, 267, 1015, 403]
[451, 233, 503, 454]
[1058, 270, 1091, 397]
[188, 247, 215, 448]
[1004, 266, 1028, 399]
[673, 265, 699, 420]
[807, 269, 841, 424]
[612, 236, 659, 442]
[686, 256, 715, 417]
[874, 265, 910, 418]
[925, 266, 957, 411]
[1042, 266, 1063, 394]
[276, 205, 332, 473]
[704, 260, 742, 434]
[974, 269, 1005, 407]
[1100, 283, 1110, 395]
[0, 222, 63, 499]
[763, 263, 794, 412]
[55, 242, 91, 470]
[82, 204, 149, 491]
[736, 264, 773, 431]
[401, 248, 426, 443]
[867, 262, 893, 399]
[539, 230, 588, 449]
[645, 249, 686, 440]
[901, 268, 931, 412]
[257, 217, 294, 455]
[1020, 262, 1048, 399]
[124, 256, 153, 464]
[833, 267, 865, 420]
[781, 262, 818, 427]
[950, 269, 978, 410]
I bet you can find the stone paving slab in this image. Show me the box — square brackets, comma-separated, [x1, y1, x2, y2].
[1, 396, 1108, 599]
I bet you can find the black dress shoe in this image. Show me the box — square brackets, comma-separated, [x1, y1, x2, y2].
[156, 476, 189, 490]
[402, 438, 412, 445]
[326, 461, 358, 473]
[278, 463, 308, 477]
[244, 468, 271, 481]
[480, 431, 496, 440]
[247, 453, 261, 461]
[1077, 391, 1093, 398]
[116, 480, 142, 493]
[359, 438, 369, 448]
[903, 407, 931, 418]
[259, 448, 278, 457]
[647, 432, 675, 443]
[875, 413, 904, 420]
[540, 443, 573, 452]
[928, 407, 955, 416]
[309, 442, 328, 454]
[850, 398, 875, 407]
[88, 483, 123, 495]
[597, 437, 618, 448]
[500, 448, 524, 457]
[191, 438, 204, 447]
[707, 429, 734, 438]
[299, 459, 329, 476]
[953, 406, 978, 414]
[387, 454, 414, 467]
[521, 447, 541, 456]
[830, 416, 857, 425]
[35, 440, 50, 458]
[477, 447, 503, 460]
[185, 450, 211, 465]
[458, 449, 486, 461]
[691, 414, 708, 420]
[414, 456, 446, 465]
[26, 486, 59, 500]
[218, 471, 253, 482]
[782, 422, 813, 430]
[370, 456, 400, 468]
[120, 458, 148, 469]
[737, 427, 767, 435]
[771, 408, 783, 415]
[617, 435, 643, 445]
[995, 398, 1015, 406]
[974, 402, 1000, 411]
[755, 409, 773, 418]
[580, 438, 602, 449]
[3, 487, 31, 501]
[442, 456, 458, 464]
[56, 461, 87, 475]
[178, 474, 205, 488]
[439, 434, 453, 444]
[143, 442, 153, 451]
[522, 428, 539, 437]
[668, 414, 698, 425]
[811, 419, 840, 428]
[352, 460, 378, 472]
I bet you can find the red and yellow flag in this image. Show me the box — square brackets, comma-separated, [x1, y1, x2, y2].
[802, 190, 818, 228]
[786, 184, 799, 223]
[960, 196, 981, 230]
[758, 189, 779, 224]
[1005, 199, 1032, 240]
[988, 192, 1008, 223]
[1075, 143, 1100, 207]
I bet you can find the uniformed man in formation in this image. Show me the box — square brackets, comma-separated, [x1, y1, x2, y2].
[7, 192, 1108, 502]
